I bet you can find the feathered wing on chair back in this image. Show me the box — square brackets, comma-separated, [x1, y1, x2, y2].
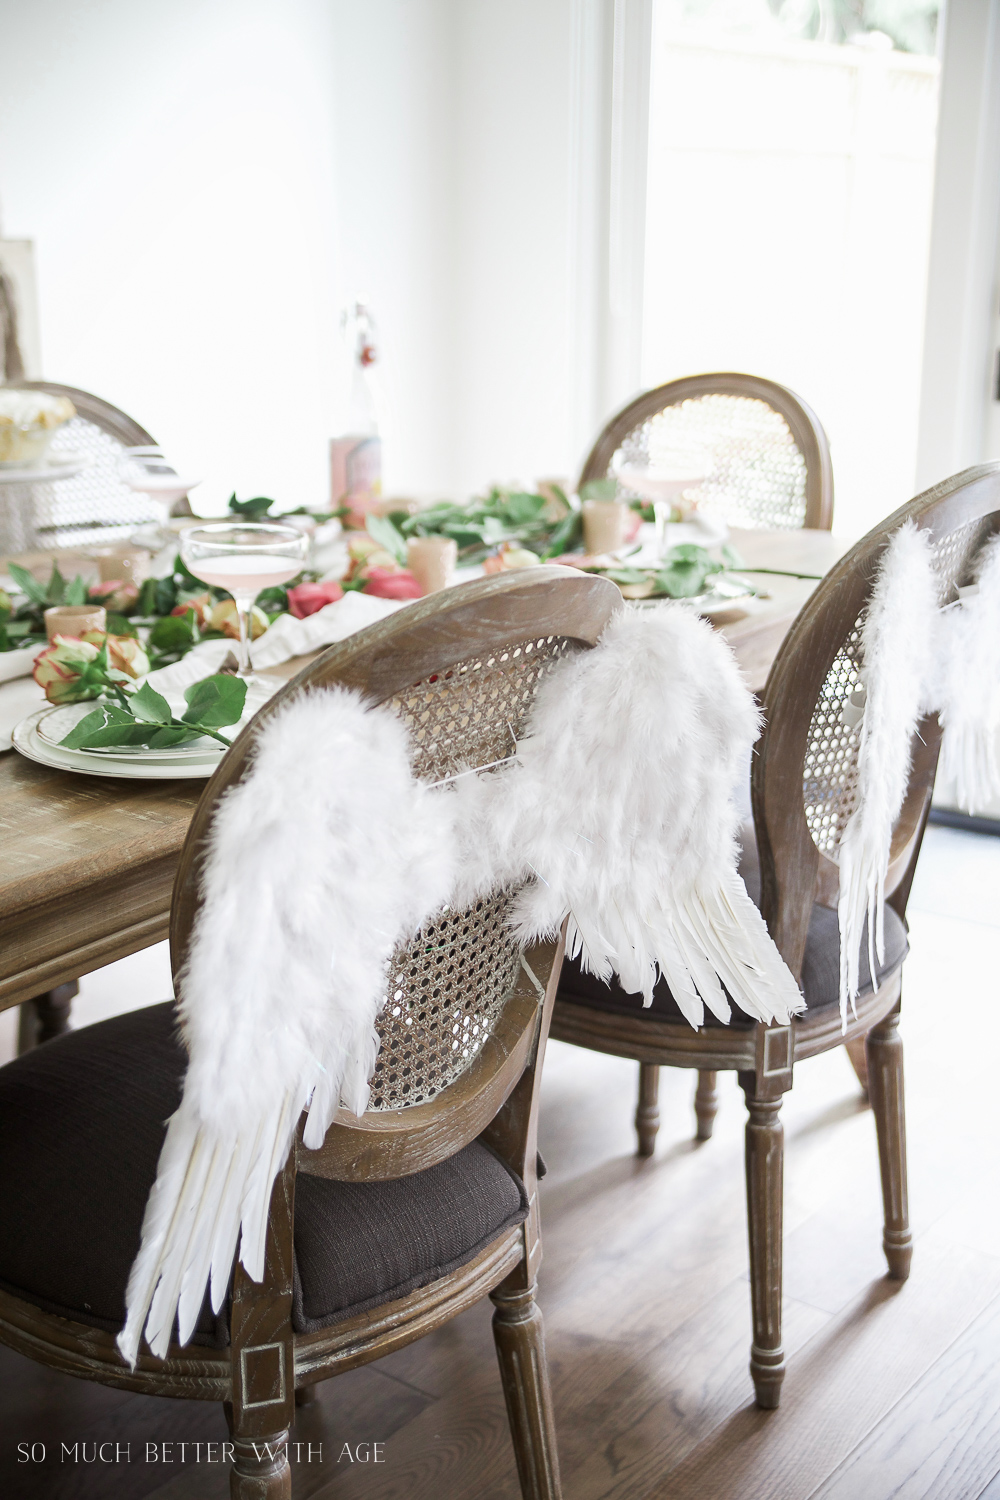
[120, 570, 619, 1365]
[15, 380, 161, 546]
[753, 464, 1000, 1025]
[579, 372, 834, 531]
[121, 568, 808, 1366]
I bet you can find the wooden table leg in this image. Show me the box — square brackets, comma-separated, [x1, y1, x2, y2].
[16, 981, 78, 1054]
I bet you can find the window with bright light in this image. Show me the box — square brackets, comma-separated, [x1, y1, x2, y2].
[643, 0, 942, 536]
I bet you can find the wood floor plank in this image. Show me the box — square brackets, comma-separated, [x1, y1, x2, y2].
[810, 1292, 1000, 1500]
[644, 1236, 1000, 1500]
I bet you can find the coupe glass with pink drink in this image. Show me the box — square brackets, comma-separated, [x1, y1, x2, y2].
[179, 522, 309, 676]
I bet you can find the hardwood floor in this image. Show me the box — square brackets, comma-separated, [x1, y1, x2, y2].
[2, 824, 999, 1500]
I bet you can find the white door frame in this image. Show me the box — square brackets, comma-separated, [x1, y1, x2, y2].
[916, 0, 1000, 488]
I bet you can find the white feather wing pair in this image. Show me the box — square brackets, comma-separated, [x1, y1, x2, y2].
[452, 608, 804, 1028]
[120, 608, 804, 1366]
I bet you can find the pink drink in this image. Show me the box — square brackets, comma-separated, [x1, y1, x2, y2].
[186, 553, 302, 592]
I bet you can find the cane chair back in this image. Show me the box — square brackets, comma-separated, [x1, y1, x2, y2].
[753, 464, 1000, 979]
[14, 380, 162, 545]
[580, 372, 834, 531]
[171, 567, 621, 1180]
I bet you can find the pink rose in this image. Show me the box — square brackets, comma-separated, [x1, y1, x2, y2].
[362, 567, 423, 600]
[171, 592, 214, 628]
[33, 635, 103, 704]
[287, 580, 345, 618]
[90, 579, 140, 612]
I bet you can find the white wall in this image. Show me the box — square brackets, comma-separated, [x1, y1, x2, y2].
[0, 0, 590, 507]
[0, 0, 471, 508]
[449, 0, 579, 495]
[0, 0, 339, 511]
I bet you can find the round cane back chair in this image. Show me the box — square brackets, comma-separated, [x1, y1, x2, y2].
[551, 463, 1000, 1410]
[755, 464, 1000, 985]
[13, 380, 164, 546]
[580, 372, 834, 531]
[0, 567, 619, 1500]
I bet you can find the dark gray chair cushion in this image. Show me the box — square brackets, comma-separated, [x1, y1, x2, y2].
[0, 1003, 527, 1344]
[557, 830, 909, 1027]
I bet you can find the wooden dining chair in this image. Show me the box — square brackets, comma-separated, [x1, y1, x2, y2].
[0, 567, 620, 1498]
[13, 380, 179, 547]
[552, 464, 1000, 1407]
[10, 383, 176, 1055]
[580, 372, 834, 531]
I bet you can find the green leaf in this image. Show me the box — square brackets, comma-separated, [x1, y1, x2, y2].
[3, 619, 35, 640]
[104, 612, 139, 637]
[255, 585, 290, 616]
[171, 552, 207, 591]
[579, 478, 619, 503]
[498, 492, 548, 527]
[129, 682, 173, 725]
[7, 563, 49, 605]
[64, 575, 88, 606]
[602, 567, 654, 586]
[146, 725, 198, 747]
[149, 613, 194, 651]
[652, 561, 716, 598]
[721, 543, 745, 569]
[46, 564, 69, 604]
[60, 704, 149, 750]
[365, 513, 407, 565]
[228, 493, 276, 521]
[181, 674, 248, 729]
[665, 543, 711, 563]
[542, 509, 583, 558]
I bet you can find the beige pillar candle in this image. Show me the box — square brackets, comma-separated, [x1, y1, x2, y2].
[96, 546, 149, 585]
[582, 499, 627, 555]
[407, 535, 457, 594]
[44, 604, 107, 642]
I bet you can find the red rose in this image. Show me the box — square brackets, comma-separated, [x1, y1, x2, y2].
[362, 567, 423, 600]
[287, 580, 345, 619]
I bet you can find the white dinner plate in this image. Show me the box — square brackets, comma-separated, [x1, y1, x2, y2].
[12, 709, 222, 779]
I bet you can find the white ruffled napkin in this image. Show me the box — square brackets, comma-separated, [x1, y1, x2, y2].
[251, 590, 405, 667]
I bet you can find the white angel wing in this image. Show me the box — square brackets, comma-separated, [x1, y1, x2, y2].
[836, 521, 938, 1027]
[935, 531, 1000, 813]
[118, 689, 456, 1367]
[452, 605, 804, 1028]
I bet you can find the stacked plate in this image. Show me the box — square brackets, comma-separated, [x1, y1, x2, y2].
[15, 701, 234, 780]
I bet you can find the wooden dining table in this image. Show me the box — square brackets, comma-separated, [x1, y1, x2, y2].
[0, 526, 850, 1020]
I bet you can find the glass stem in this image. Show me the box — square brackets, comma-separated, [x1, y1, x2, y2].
[233, 594, 254, 676]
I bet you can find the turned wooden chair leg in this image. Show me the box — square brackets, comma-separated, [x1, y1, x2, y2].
[740, 1074, 786, 1409]
[490, 1281, 562, 1499]
[17, 981, 78, 1054]
[694, 1069, 719, 1140]
[229, 1433, 291, 1499]
[635, 1062, 660, 1156]
[844, 1035, 869, 1097]
[866, 1006, 912, 1281]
